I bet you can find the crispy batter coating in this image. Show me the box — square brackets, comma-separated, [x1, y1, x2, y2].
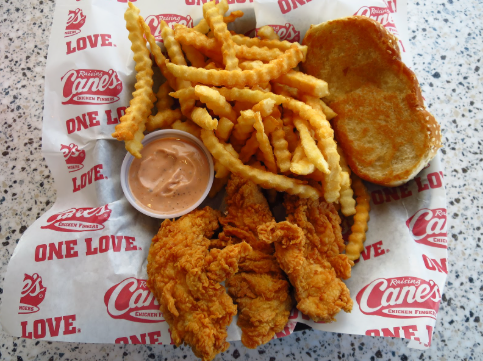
[147, 207, 251, 361]
[258, 196, 354, 322]
[218, 175, 292, 348]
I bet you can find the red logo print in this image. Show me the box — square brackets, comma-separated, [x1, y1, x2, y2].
[406, 208, 447, 249]
[41, 205, 111, 232]
[144, 14, 194, 41]
[245, 23, 300, 43]
[61, 69, 123, 105]
[65, 9, 86, 37]
[354, 5, 398, 36]
[356, 277, 441, 319]
[383, 0, 397, 12]
[104, 278, 163, 323]
[61, 143, 85, 172]
[19, 273, 47, 314]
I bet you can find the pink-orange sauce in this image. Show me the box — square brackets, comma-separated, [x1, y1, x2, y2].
[128, 137, 210, 214]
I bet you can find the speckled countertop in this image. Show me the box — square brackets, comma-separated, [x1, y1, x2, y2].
[1, 0, 481, 360]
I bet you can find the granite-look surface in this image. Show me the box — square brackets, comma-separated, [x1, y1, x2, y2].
[0, 0, 481, 360]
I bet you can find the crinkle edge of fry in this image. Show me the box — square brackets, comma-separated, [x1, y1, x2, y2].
[346, 174, 370, 262]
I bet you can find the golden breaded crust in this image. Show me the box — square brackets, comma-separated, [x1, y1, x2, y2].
[301, 16, 441, 186]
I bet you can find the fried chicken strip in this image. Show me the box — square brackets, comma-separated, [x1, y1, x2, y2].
[147, 207, 251, 361]
[218, 175, 293, 348]
[258, 196, 353, 322]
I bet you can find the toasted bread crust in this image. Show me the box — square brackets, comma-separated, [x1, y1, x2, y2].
[301, 16, 441, 186]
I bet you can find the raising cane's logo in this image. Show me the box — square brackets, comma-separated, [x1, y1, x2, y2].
[104, 278, 163, 323]
[65, 9, 86, 37]
[61, 69, 123, 105]
[245, 23, 300, 43]
[19, 273, 47, 314]
[144, 14, 194, 41]
[406, 208, 447, 249]
[41, 205, 111, 232]
[61, 143, 85, 172]
[356, 277, 441, 319]
[354, 5, 398, 36]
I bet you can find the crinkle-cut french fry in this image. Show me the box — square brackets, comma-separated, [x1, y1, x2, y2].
[293, 116, 329, 174]
[209, 176, 229, 198]
[232, 109, 257, 144]
[190, 106, 218, 130]
[258, 26, 280, 40]
[201, 129, 320, 199]
[216, 87, 285, 105]
[320, 100, 337, 120]
[160, 21, 195, 118]
[181, 43, 206, 68]
[252, 84, 272, 92]
[214, 159, 230, 179]
[231, 34, 307, 59]
[215, 116, 234, 142]
[271, 82, 292, 99]
[251, 158, 280, 209]
[262, 115, 279, 134]
[253, 113, 278, 174]
[165, 45, 304, 88]
[194, 85, 237, 122]
[271, 124, 292, 173]
[338, 146, 356, 216]
[139, 17, 177, 91]
[154, 82, 174, 110]
[175, 27, 219, 54]
[290, 144, 315, 175]
[169, 87, 196, 100]
[300, 94, 337, 121]
[274, 70, 329, 98]
[193, 20, 210, 35]
[205, 61, 223, 70]
[340, 172, 354, 215]
[281, 109, 298, 153]
[112, 3, 154, 148]
[346, 174, 370, 261]
[146, 109, 182, 132]
[283, 96, 341, 202]
[239, 132, 259, 164]
[125, 121, 146, 159]
[214, 143, 239, 179]
[224, 142, 239, 158]
[252, 98, 276, 118]
[176, 28, 284, 63]
[204, 0, 239, 71]
[234, 44, 283, 62]
[224, 10, 244, 24]
[239, 60, 264, 70]
[171, 119, 201, 139]
[160, 21, 187, 66]
[194, 0, 229, 34]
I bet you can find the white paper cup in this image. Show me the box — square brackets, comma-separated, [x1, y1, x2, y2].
[120, 130, 214, 219]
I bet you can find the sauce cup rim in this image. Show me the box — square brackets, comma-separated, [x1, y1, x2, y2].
[120, 129, 214, 219]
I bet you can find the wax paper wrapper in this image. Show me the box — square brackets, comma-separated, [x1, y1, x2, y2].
[0, 0, 447, 351]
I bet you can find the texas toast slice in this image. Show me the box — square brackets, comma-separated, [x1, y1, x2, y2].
[301, 16, 441, 187]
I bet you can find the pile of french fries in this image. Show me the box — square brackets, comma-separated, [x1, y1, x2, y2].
[111, 0, 370, 261]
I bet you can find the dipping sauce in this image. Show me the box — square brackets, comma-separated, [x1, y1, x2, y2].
[128, 137, 211, 215]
